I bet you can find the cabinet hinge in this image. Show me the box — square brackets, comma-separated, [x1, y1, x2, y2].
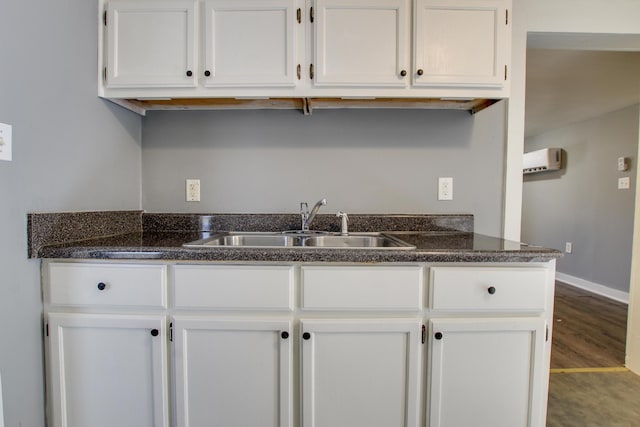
[45, 323, 49, 337]
[103, 67, 107, 82]
[421, 325, 426, 344]
[297, 64, 301, 80]
[309, 63, 314, 80]
[169, 322, 173, 342]
[103, 10, 107, 26]
[505, 9, 508, 25]
[504, 65, 508, 81]
[297, 8, 301, 24]
[310, 6, 314, 23]
[545, 325, 549, 342]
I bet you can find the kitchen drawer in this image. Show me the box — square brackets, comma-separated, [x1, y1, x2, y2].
[429, 267, 550, 312]
[47, 263, 167, 308]
[172, 265, 294, 310]
[301, 266, 423, 310]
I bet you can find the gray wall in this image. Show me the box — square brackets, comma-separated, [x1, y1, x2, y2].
[0, 1, 142, 425]
[522, 104, 640, 293]
[141, 102, 506, 236]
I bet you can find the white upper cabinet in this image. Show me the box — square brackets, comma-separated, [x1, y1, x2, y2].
[203, 0, 299, 87]
[99, 0, 512, 103]
[104, 0, 198, 88]
[312, 0, 410, 87]
[413, 0, 510, 88]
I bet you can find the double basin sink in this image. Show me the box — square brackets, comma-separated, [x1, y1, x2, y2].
[184, 232, 415, 250]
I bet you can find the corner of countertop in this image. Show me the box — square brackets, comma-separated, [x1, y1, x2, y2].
[27, 210, 143, 258]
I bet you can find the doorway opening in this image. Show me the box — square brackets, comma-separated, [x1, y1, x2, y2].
[520, 33, 640, 369]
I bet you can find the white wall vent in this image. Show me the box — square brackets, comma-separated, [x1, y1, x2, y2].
[523, 148, 562, 174]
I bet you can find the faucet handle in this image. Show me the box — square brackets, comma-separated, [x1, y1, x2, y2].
[336, 211, 349, 235]
[300, 202, 308, 215]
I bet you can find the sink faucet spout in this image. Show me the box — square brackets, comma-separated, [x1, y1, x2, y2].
[301, 198, 327, 231]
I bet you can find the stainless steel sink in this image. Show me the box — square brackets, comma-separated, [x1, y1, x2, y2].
[191, 233, 299, 247]
[303, 234, 411, 248]
[183, 232, 415, 250]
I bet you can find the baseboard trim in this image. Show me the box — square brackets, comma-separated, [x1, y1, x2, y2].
[550, 367, 629, 374]
[556, 272, 629, 304]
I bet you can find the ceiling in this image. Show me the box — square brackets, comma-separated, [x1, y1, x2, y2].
[524, 35, 640, 138]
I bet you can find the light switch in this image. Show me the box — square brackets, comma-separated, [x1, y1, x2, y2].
[618, 157, 629, 172]
[0, 123, 12, 161]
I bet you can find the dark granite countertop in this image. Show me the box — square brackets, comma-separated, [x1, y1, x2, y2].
[36, 231, 560, 263]
[29, 212, 562, 263]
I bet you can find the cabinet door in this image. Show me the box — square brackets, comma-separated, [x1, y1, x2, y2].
[302, 319, 421, 427]
[414, 0, 510, 88]
[313, 0, 410, 87]
[173, 317, 293, 427]
[427, 318, 547, 427]
[47, 313, 168, 427]
[203, 0, 299, 87]
[105, 0, 197, 88]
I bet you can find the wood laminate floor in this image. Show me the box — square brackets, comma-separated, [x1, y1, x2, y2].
[551, 282, 627, 369]
[547, 282, 640, 426]
[547, 371, 640, 427]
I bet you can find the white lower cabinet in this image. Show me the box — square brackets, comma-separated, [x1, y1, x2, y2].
[43, 261, 554, 427]
[427, 318, 547, 427]
[427, 265, 552, 427]
[46, 313, 169, 427]
[173, 317, 293, 427]
[301, 319, 422, 427]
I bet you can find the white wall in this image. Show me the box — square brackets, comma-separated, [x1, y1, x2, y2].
[141, 103, 506, 236]
[525, 0, 640, 34]
[522, 105, 639, 293]
[514, 0, 640, 374]
[0, 1, 142, 425]
[504, 0, 640, 241]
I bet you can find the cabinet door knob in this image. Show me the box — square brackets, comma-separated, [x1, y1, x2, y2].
[400, 69, 407, 77]
[488, 286, 496, 295]
[97, 282, 106, 291]
[281, 331, 289, 339]
[435, 332, 443, 340]
[186, 70, 193, 77]
[150, 329, 159, 337]
[302, 332, 311, 340]
[204, 70, 211, 77]
[417, 69, 424, 76]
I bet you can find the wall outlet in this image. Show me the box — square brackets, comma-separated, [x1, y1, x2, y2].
[438, 177, 453, 201]
[618, 177, 630, 190]
[186, 179, 201, 202]
[565, 242, 573, 254]
[0, 122, 12, 162]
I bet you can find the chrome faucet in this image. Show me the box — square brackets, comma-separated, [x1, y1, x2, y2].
[300, 198, 326, 231]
